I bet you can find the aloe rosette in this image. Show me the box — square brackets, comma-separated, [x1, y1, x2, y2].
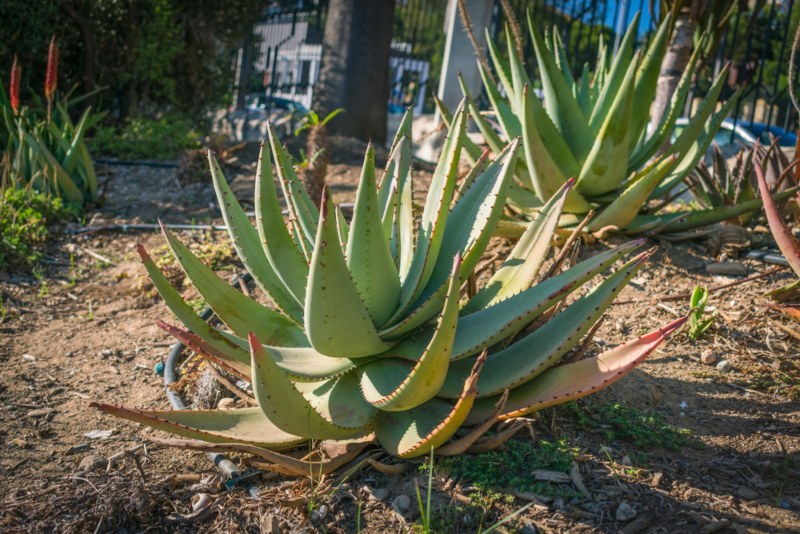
[443, 12, 756, 236]
[93, 105, 683, 462]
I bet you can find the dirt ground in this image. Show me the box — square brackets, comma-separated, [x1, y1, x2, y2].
[0, 138, 798, 533]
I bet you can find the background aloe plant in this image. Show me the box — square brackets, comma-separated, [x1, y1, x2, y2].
[94, 105, 683, 465]
[443, 12, 759, 236]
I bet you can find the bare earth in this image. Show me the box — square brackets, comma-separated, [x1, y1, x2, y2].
[0, 138, 798, 533]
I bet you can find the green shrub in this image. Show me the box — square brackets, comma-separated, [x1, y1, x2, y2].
[0, 186, 76, 270]
[90, 116, 200, 160]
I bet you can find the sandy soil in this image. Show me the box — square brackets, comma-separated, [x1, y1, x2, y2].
[0, 138, 798, 533]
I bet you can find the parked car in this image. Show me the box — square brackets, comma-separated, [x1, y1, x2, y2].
[674, 118, 796, 153]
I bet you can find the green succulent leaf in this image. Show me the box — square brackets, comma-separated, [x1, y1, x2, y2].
[92, 404, 305, 449]
[346, 144, 401, 326]
[305, 191, 392, 357]
[250, 333, 369, 439]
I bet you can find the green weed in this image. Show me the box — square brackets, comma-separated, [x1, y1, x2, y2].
[90, 116, 200, 161]
[565, 401, 698, 451]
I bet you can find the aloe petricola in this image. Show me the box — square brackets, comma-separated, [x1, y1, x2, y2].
[442, 12, 774, 236]
[93, 105, 683, 465]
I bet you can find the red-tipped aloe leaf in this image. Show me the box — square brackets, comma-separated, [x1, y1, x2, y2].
[91, 404, 305, 450]
[756, 162, 800, 277]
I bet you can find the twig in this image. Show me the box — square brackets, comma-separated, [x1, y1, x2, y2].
[612, 266, 787, 305]
[205, 363, 257, 405]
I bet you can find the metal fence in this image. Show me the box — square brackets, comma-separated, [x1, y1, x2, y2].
[236, 0, 800, 134]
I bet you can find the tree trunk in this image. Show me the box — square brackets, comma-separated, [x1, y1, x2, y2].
[313, 0, 395, 144]
[649, 11, 696, 135]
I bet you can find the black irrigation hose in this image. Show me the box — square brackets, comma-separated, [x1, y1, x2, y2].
[165, 272, 262, 498]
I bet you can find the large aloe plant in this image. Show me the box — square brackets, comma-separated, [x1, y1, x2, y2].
[93, 105, 683, 463]
[445, 12, 767, 236]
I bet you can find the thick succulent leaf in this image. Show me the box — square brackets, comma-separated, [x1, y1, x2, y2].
[346, 145, 401, 326]
[360, 255, 462, 411]
[576, 63, 592, 116]
[527, 13, 592, 162]
[305, 191, 392, 357]
[465, 181, 570, 312]
[484, 29, 516, 110]
[378, 282, 448, 339]
[520, 85, 589, 213]
[628, 42, 703, 171]
[459, 78, 506, 154]
[669, 65, 730, 160]
[387, 106, 413, 159]
[439, 249, 651, 399]
[210, 153, 304, 321]
[374, 352, 485, 458]
[294, 372, 376, 429]
[454, 149, 491, 204]
[552, 32, 575, 88]
[388, 240, 643, 363]
[19, 128, 84, 204]
[255, 142, 309, 308]
[260, 344, 359, 381]
[393, 103, 466, 319]
[465, 317, 686, 423]
[267, 124, 319, 253]
[92, 404, 305, 449]
[436, 389, 508, 456]
[474, 64, 521, 141]
[588, 12, 640, 133]
[498, 316, 685, 419]
[756, 163, 800, 277]
[425, 140, 519, 295]
[435, 95, 484, 165]
[587, 155, 677, 231]
[250, 333, 369, 439]
[137, 245, 262, 363]
[575, 54, 638, 197]
[160, 225, 306, 346]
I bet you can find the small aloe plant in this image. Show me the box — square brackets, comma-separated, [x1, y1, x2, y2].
[439, 12, 789, 236]
[93, 105, 683, 466]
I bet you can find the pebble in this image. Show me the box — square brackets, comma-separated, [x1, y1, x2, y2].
[368, 487, 389, 501]
[76, 454, 107, 474]
[706, 262, 748, 276]
[100, 349, 113, 358]
[217, 397, 236, 410]
[700, 350, 717, 365]
[392, 494, 412, 514]
[716, 360, 731, 372]
[737, 486, 758, 499]
[616, 501, 637, 521]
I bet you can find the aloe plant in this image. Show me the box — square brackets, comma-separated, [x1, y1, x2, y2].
[93, 105, 683, 464]
[444, 12, 765, 236]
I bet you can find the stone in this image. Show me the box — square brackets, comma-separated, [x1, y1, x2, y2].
[392, 494, 412, 514]
[616, 501, 637, 521]
[716, 360, 731, 372]
[368, 487, 389, 501]
[700, 350, 718, 365]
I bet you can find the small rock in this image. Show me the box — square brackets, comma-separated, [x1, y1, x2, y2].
[679, 401, 689, 410]
[22, 354, 36, 362]
[368, 487, 389, 501]
[700, 350, 717, 365]
[620, 455, 632, 467]
[84, 429, 114, 440]
[616, 501, 637, 521]
[76, 454, 107, 474]
[737, 486, 758, 499]
[100, 349, 113, 358]
[552, 497, 565, 510]
[716, 360, 731, 372]
[391, 494, 412, 514]
[9, 438, 28, 448]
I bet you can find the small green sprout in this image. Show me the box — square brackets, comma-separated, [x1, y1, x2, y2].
[688, 285, 715, 340]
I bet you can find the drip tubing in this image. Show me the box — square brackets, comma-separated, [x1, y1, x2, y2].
[164, 272, 262, 498]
